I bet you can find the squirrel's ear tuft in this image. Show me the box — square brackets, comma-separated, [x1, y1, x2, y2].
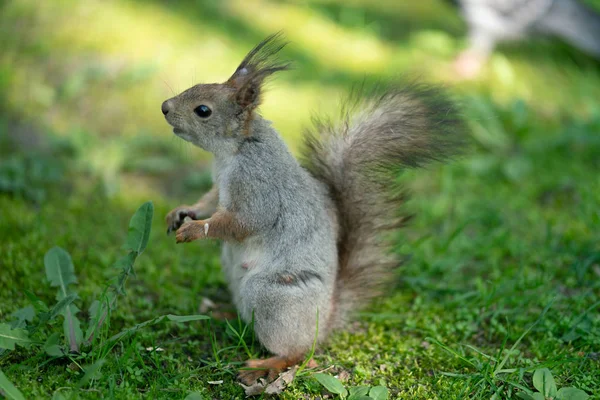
[227, 32, 290, 109]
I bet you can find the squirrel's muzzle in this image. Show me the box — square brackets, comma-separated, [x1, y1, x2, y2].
[161, 100, 173, 116]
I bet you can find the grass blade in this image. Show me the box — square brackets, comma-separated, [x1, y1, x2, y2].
[166, 314, 210, 323]
[427, 337, 478, 368]
[0, 369, 25, 400]
[493, 300, 554, 377]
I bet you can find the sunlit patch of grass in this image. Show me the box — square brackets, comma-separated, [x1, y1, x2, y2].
[1, 0, 239, 135]
[227, 0, 395, 73]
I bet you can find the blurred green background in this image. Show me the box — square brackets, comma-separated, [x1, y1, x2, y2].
[1, 0, 599, 202]
[1, 0, 599, 398]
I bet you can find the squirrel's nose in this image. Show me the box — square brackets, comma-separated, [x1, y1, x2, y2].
[161, 100, 172, 116]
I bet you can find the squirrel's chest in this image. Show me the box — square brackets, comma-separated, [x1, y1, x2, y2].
[212, 162, 233, 208]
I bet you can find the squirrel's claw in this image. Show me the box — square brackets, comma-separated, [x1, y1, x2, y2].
[238, 356, 302, 386]
[166, 208, 198, 236]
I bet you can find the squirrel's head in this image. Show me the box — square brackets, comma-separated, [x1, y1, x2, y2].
[161, 33, 290, 155]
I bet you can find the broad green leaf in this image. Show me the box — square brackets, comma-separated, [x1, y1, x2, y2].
[52, 392, 68, 400]
[40, 293, 82, 353]
[533, 368, 557, 397]
[62, 304, 83, 353]
[0, 369, 25, 400]
[313, 373, 348, 397]
[557, 387, 589, 400]
[11, 306, 35, 322]
[516, 393, 535, 400]
[44, 332, 64, 357]
[88, 300, 100, 320]
[84, 299, 102, 344]
[84, 292, 117, 345]
[124, 201, 153, 254]
[184, 393, 205, 400]
[532, 393, 545, 400]
[44, 247, 77, 292]
[369, 386, 389, 400]
[10, 306, 35, 329]
[561, 329, 581, 342]
[87, 203, 153, 346]
[44, 247, 82, 352]
[166, 314, 210, 323]
[348, 386, 370, 399]
[0, 323, 31, 350]
[75, 359, 105, 389]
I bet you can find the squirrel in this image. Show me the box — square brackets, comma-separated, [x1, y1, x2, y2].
[161, 33, 465, 386]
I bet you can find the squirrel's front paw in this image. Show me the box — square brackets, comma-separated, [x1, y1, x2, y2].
[166, 206, 198, 235]
[175, 220, 209, 243]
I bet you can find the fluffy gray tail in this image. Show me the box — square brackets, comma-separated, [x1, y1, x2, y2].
[301, 82, 466, 328]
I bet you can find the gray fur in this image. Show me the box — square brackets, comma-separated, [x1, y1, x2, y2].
[303, 82, 465, 329]
[163, 37, 338, 355]
[163, 35, 465, 358]
[217, 120, 338, 355]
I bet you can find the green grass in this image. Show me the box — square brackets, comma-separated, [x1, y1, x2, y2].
[1, 0, 600, 398]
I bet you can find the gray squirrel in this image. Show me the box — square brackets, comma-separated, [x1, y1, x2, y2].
[452, 0, 600, 77]
[161, 33, 464, 385]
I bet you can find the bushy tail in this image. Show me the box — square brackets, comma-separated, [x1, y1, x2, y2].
[301, 82, 466, 328]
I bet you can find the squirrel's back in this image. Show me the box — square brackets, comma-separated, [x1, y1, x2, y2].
[302, 82, 466, 328]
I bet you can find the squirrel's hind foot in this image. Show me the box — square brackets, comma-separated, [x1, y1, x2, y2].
[237, 355, 302, 385]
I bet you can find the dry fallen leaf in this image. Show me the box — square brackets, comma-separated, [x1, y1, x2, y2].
[239, 378, 267, 396]
[265, 366, 298, 395]
[239, 366, 299, 396]
[336, 369, 350, 382]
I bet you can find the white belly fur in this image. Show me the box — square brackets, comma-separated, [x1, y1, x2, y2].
[221, 239, 265, 311]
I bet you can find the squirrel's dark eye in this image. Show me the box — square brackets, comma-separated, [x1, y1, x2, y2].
[194, 105, 212, 118]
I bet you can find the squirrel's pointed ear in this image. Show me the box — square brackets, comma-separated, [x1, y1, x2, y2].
[226, 32, 290, 109]
[235, 76, 262, 109]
